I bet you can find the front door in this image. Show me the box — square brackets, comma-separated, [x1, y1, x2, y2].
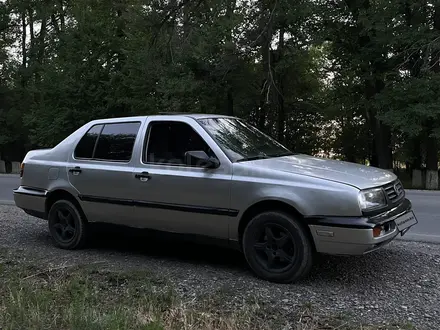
[130, 117, 233, 240]
[67, 120, 142, 225]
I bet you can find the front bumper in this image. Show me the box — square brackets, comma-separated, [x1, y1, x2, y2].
[13, 186, 48, 219]
[307, 198, 417, 255]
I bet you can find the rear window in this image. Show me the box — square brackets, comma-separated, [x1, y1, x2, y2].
[74, 124, 103, 159]
[93, 122, 141, 162]
[74, 122, 141, 162]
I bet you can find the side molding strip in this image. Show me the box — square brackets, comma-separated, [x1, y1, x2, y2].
[78, 195, 239, 217]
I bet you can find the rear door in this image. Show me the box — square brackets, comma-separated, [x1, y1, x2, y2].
[67, 120, 143, 225]
[129, 116, 234, 239]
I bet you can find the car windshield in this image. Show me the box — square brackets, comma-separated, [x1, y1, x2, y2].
[197, 117, 294, 162]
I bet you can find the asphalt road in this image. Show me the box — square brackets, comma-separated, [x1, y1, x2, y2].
[0, 174, 19, 202]
[1, 174, 439, 243]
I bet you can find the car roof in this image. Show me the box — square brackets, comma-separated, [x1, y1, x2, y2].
[89, 113, 237, 124]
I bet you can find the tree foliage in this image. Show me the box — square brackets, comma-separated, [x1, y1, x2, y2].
[1, 0, 440, 182]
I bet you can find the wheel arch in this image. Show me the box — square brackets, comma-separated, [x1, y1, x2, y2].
[45, 189, 88, 222]
[237, 199, 315, 250]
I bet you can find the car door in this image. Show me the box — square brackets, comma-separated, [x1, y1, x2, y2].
[67, 120, 143, 225]
[130, 116, 234, 240]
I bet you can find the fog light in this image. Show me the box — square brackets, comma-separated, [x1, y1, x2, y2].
[373, 226, 383, 237]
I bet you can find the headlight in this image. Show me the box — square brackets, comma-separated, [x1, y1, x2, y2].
[358, 188, 386, 211]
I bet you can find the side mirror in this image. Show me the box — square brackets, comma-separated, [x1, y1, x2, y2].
[184, 150, 220, 169]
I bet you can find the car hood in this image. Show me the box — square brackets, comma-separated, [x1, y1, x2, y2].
[246, 154, 396, 190]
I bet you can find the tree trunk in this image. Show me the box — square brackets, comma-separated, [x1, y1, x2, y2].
[409, 135, 423, 188]
[59, 0, 65, 31]
[347, 0, 392, 169]
[368, 123, 378, 167]
[257, 102, 267, 130]
[425, 3, 440, 189]
[365, 74, 391, 169]
[35, 12, 47, 84]
[166, 0, 177, 64]
[115, 2, 126, 71]
[21, 11, 27, 71]
[51, 14, 60, 36]
[227, 87, 234, 116]
[257, 2, 275, 131]
[374, 119, 393, 169]
[225, 0, 235, 116]
[432, 3, 440, 74]
[369, 142, 378, 167]
[28, 6, 34, 64]
[425, 130, 438, 189]
[411, 136, 422, 170]
[183, 3, 190, 40]
[405, 0, 423, 78]
[276, 26, 285, 142]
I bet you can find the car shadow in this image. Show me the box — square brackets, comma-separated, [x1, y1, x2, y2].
[80, 223, 412, 286]
[87, 223, 248, 271]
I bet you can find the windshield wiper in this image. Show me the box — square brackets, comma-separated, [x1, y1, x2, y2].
[236, 155, 269, 162]
[269, 151, 295, 158]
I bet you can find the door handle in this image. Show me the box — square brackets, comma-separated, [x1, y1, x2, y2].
[135, 172, 151, 182]
[69, 166, 82, 175]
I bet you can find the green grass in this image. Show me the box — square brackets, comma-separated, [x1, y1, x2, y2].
[0, 251, 274, 330]
[0, 249, 416, 330]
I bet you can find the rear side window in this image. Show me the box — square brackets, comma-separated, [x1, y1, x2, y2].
[74, 124, 103, 159]
[74, 122, 141, 162]
[93, 122, 141, 162]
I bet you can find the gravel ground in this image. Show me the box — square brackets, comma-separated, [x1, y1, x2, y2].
[1, 204, 440, 329]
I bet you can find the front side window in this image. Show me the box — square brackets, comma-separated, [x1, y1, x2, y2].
[144, 121, 217, 166]
[197, 117, 293, 162]
[74, 124, 103, 159]
[94, 122, 141, 161]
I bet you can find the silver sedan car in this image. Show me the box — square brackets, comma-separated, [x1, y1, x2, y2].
[13, 114, 418, 283]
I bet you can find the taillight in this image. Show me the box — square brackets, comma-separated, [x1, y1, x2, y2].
[20, 163, 25, 178]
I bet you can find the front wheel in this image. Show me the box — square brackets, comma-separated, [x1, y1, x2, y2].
[242, 211, 314, 283]
[48, 199, 88, 249]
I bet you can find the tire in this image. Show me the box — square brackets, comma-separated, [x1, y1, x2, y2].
[48, 199, 88, 250]
[242, 211, 313, 283]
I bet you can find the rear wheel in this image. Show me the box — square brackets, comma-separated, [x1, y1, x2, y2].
[48, 199, 88, 249]
[242, 211, 313, 283]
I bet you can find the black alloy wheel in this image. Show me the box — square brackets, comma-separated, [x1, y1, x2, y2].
[52, 208, 76, 243]
[48, 199, 88, 249]
[243, 211, 314, 283]
[253, 223, 298, 273]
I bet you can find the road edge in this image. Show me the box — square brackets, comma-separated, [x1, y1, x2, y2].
[0, 200, 15, 206]
[406, 189, 440, 194]
[397, 232, 440, 244]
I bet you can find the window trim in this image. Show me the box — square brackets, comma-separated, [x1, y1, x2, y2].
[91, 124, 105, 160]
[141, 119, 221, 168]
[72, 121, 142, 163]
[73, 123, 104, 161]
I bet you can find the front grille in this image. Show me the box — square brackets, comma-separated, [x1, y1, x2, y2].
[383, 180, 404, 204]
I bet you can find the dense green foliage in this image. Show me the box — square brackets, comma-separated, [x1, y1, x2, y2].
[1, 1, 440, 180]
